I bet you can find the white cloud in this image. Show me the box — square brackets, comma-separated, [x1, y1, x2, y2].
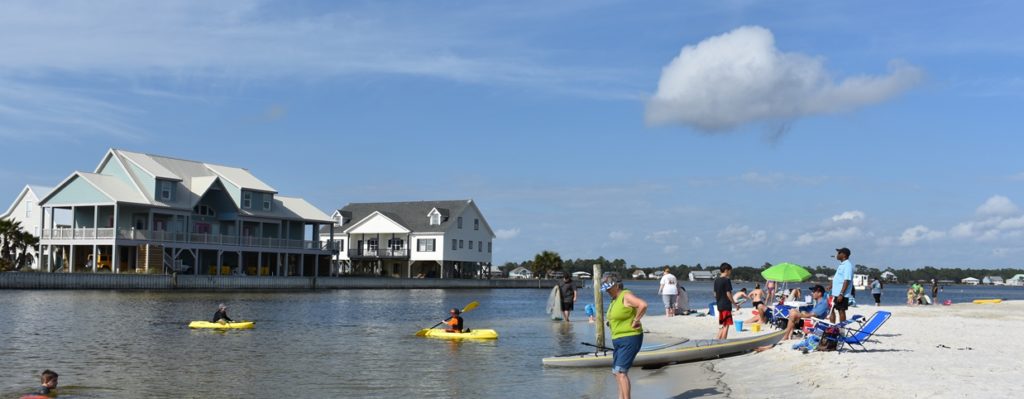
[645, 26, 922, 131]
[691, 236, 704, 248]
[662, 245, 680, 254]
[795, 226, 862, 246]
[717, 225, 767, 249]
[0, 78, 142, 140]
[609, 231, 630, 241]
[976, 195, 1019, 216]
[495, 228, 520, 239]
[645, 229, 677, 244]
[831, 210, 865, 223]
[898, 225, 945, 246]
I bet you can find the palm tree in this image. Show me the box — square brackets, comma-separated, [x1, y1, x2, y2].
[0, 219, 23, 267]
[531, 250, 563, 278]
[14, 230, 39, 270]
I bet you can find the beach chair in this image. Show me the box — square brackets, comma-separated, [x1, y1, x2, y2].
[819, 311, 891, 352]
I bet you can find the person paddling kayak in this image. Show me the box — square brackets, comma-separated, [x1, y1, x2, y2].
[444, 308, 464, 333]
[212, 304, 233, 324]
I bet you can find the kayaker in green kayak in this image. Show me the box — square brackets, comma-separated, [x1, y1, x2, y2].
[444, 308, 464, 333]
[212, 304, 233, 324]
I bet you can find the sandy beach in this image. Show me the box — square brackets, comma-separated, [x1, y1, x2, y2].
[628, 300, 1024, 398]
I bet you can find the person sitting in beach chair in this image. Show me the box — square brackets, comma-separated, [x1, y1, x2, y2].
[782, 285, 830, 340]
[817, 311, 892, 351]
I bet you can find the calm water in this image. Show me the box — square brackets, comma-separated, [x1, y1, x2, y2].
[1, 281, 1021, 398]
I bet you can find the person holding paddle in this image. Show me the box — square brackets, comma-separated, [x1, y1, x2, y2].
[212, 303, 233, 325]
[444, 308, 464, 333]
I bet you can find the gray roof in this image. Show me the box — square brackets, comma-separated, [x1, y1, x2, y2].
[320, 200, 473, 235]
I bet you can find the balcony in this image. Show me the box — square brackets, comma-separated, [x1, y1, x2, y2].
[348, 248, 409, 259]
[41, 228, 333, 251]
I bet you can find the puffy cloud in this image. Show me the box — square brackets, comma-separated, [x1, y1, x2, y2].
[495, 228, 520, 239]
[663, 245, 680, 254]
[795, 227, 862, 246]
[645, 26, 922, 131]
[609, 231, 630, 240]
[831, 211, 865, 223]
[691, 236, 704, 248]
[898, 225, 945, 246]
[976, 195, 1019, 216]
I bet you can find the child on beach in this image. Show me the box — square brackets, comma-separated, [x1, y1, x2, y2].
[733, 288, 748, 311]
[585, 304, 596, 323]
[906, 287, 916, 306]
[714, 263, 737, 340]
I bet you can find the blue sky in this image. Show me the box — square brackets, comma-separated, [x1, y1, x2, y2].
[2, 1, 1022, 269]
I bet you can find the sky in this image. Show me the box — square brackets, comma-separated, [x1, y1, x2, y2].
[1, 0, 1022, 270]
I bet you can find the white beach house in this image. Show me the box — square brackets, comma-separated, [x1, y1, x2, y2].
[36, 149, 335, 276]
[1, 185, 52, 270]
[319, 200, 495, 278]
[509, 267, 532, 279]
[689, 270, 715, 281]
[631, 269, 647, 279]
[961, 277, 980, 285]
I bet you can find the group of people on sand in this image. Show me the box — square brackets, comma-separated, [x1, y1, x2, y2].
[714, 248, 859, 343]
[907, 279, 941, 306]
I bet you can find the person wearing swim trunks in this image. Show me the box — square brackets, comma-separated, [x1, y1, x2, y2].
[714, 263, 737, 339]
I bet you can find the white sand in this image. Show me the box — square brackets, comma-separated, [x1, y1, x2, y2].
[633, 301, 1024, 398]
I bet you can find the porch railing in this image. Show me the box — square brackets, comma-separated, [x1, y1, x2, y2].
[41, 227, 330, 251]
[348, 248, 409, 259]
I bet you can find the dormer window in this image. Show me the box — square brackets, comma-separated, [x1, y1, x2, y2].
[157, 179, 176, 201]
[263, 194, 272, 211]
[457, 217, 463, 229]
[242, 191, 252, 209]
[474, 219, 479, 230]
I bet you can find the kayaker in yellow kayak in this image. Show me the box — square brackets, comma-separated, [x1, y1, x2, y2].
[444, 308, 464, 333]
[212, 304, 233, 324]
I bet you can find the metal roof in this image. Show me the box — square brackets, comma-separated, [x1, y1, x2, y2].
[320, 200, 473, 235]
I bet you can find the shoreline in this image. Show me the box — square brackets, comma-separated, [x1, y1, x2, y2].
[0, 272, 556, 290]
[634, 300, 1024, 398]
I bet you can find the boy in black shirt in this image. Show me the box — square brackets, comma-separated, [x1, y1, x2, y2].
[713, 263, 737, 339]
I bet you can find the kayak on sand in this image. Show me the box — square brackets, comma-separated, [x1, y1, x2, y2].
[419, 328, 498, 340]
[188, 320, 255, 329]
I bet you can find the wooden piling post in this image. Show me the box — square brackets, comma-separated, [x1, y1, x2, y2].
[593, 263, 605, 349]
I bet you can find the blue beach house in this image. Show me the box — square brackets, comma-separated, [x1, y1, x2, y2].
[36, 149, 336, 276]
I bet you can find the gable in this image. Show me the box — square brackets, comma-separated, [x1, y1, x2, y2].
[45, 175, 113, 205]
[345, 212, 411, 234]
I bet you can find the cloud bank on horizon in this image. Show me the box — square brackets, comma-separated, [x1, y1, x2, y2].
[645, 26, 924, 131]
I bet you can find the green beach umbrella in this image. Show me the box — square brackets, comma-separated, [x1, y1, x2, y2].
[761, 262, 811, 283]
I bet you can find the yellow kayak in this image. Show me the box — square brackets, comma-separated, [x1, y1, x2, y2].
[973, 299, 1003, 304]
[188, 321, 255, 329]
[421, 329, 498, 340]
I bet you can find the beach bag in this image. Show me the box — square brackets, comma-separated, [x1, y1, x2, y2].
[818, 326, 841, 351]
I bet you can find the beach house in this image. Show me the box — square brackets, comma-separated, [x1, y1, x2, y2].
[961, 277, 980, 285]
[36, 149, 335, 276]
[319, 200, 495, 278]
[982, 276, 1004, 285]
[881, 270, 898, 282]
[631, 269, 647, 279]
[689, 270, 715, 281]
[509, 267, 532, 279]
[1, 185, 52, 270]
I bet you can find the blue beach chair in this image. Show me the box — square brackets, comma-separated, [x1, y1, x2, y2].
[820, 311, 891, 352]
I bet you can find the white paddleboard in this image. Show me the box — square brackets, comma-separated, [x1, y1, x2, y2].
[923, 294, 932, 305]
[547, 285, 563, 320]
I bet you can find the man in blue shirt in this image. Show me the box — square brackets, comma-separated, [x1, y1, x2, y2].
[782, 285, 830, 340]
[830, 247, 854, 323]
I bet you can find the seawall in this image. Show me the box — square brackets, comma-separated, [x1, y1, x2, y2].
[0, 272, 557, 290]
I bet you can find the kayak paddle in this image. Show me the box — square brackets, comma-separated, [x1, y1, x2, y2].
[415, 301, 479, 337]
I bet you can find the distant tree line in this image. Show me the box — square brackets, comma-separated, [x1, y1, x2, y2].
[500, 251, 1024, 283]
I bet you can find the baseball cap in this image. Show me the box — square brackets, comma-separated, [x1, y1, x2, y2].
[601, 282, 615, 291]
[809, 285, 826, 294]
[835, 247, 851, 256]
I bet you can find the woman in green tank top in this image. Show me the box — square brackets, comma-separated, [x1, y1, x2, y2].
[602, 273, 648, 399]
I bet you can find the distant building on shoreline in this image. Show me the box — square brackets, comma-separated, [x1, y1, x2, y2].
[319, 200, 494, 279]
[1, 185, 52, 270]
[35, 149, 335, 276]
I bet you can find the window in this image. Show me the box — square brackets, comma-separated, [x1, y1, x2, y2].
[452, 239, 457, 250]
[388, 238, 404, 250]
[418, 239, 436, 252]
[367, 238, 378, 251]
[469, 240, 473, 250]
[459, 239, 464, 249]
[474, 219, 479, 230]
[429, 212, 440, 226]
[26, 201, 32, 218]
[195, 205, 217, 217]
[488, 242, 492, 253]
[338, 239, 345, 251]
[242, 191, 252, 209]
[478, 241, 482, 252]
[457, 217, 463, 229]
[158, 180, 175, 201]
[263, 194, 272, 211]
